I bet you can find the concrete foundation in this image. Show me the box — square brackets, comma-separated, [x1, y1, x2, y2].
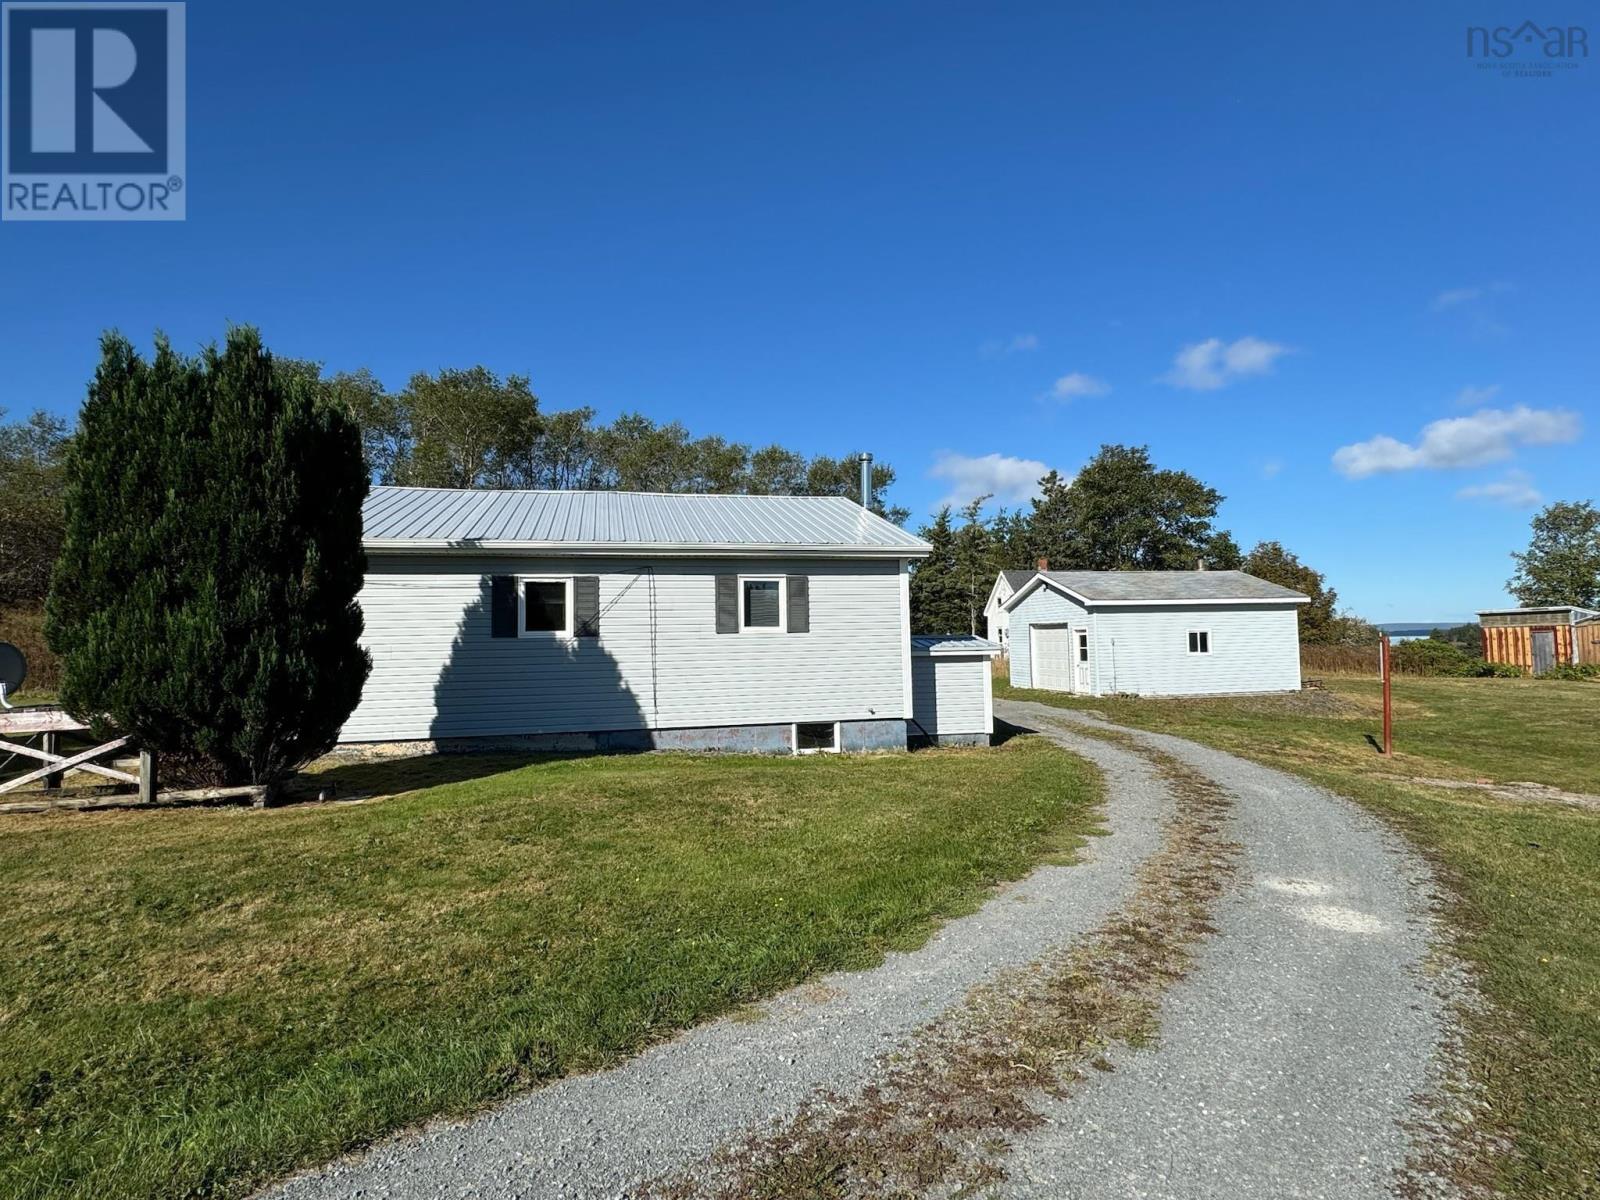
[908, 731, 993, 748]
[335, 718, 911, 759]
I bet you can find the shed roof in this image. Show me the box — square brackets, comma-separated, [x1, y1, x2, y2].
[1477, 606, 1600, 622]
[362, 486, 930, 557]
[1003, 569, 1309, 609]
[911, 634, 1002, 657]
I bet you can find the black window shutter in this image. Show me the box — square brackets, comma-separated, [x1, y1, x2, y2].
[490, 575, 517, 638]
[786, 575, 810, 633]
[715, 574, 738, 634]
[574, 576, 600, 637]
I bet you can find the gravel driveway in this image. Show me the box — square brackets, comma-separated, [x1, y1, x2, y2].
[264, 701, 1462, 1200]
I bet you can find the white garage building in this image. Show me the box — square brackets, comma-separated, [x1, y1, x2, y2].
[1004, 570, 1307, 697]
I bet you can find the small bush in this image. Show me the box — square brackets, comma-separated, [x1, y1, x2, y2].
[1544, 663, 1600, 682]
[1481, 662, 1524, 678]
[0, 605, 59, 691]
[1391, 638, 1481, 677]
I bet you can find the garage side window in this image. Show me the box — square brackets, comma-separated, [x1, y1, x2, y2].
[1187, 630, 1210, 654]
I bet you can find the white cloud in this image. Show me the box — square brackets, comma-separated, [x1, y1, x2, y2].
[1431, 281, 1512, 311]
[929, 451, 1051, 509]
[1457, 470, 1542, 508]
[980, 332, 1040, 358]
[1161, 336, 1291, 390]
[1456, 384, 1501, 406]
[1050, 372, 1110, 401]
[1333, 405, 1582, 479]
[1260, 458, 1284, 479]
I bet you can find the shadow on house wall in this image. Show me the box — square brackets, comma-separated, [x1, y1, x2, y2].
[427, 575, 651, 752]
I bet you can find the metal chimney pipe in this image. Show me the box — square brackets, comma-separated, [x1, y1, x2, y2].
[858, 452, 873, 509]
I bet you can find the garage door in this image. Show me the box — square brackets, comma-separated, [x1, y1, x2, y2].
[1032, 625, 1076, 691]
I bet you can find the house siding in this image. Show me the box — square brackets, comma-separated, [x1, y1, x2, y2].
[341, 554, 909, 742]
[1006, 587, 1091, 689]
[1092, 604, 1301, 696]
[911, 655, 991, 737]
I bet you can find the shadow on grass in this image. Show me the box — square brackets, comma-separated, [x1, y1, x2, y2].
[992, 717, 1037, 746]
[299, 753, 542, 802]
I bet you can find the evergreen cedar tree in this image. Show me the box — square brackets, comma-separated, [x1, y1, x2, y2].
[45, 329, 371, 787]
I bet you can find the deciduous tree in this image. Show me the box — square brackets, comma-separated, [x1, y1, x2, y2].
[1509, 500, 1600, 607]
[1241, 540, 1339, 643]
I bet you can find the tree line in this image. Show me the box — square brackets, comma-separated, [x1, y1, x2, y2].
[284, 361, 909, 523]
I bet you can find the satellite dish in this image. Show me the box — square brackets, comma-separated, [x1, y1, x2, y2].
[0, 642, 26, 708]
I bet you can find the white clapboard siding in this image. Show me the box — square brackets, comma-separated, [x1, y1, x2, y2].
[341, 555, 908, 741]
[911, 656, 991, 736]
[1007, 587, 1091, 689]
[1092, 605, 1301, 696]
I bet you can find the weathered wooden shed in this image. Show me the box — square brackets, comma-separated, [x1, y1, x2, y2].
[1477, 606, 1600, 674]
[1580, 616, 1600, 666]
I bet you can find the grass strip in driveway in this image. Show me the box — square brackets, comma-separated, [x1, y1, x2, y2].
[641, 732, 1236, 1200]
[0, 737, 1100, 1200]
[996, 674, 1600, 1200]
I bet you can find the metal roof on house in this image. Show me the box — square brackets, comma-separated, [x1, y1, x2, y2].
[911, 634, 1003, 656]
[1003, 569, 1309, 608]
[362, 486, 931, 557]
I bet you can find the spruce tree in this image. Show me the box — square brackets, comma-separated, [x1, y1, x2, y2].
[910, 507, 968, 633]
[46, 329, 371, 786]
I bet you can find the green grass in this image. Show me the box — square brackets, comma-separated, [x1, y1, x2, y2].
[997, 674, 1600, 1198]
[0, 738, 1100, 1200]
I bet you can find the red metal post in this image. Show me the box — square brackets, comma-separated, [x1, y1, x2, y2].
[1380, 634, 1393, 756]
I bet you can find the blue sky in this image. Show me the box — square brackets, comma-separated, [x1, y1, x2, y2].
[3, 2, 1595, 622]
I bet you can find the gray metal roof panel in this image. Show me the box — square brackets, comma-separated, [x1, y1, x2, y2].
[911, 634, 1002, 656]
[1015, 569, 1308, 604]
[362, 486, 931, 554]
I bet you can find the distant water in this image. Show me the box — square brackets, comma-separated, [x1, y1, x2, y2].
[1375, 622, 1471, 639]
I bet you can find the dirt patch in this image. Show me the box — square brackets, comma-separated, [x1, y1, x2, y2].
[639, 741, 1239, 1199]
[1401, 776, 1600, 812]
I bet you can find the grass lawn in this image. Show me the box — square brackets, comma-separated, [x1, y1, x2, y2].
[0, 737, 1099, 1200]
[997, 673, 1600, 1199]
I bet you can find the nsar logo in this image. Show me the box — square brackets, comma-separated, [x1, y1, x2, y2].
[2, 2, 185, 221]
[1466, 19, 1587, 78]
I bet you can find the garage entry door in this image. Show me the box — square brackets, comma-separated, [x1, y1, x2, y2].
[1032, 625, 1076, 691]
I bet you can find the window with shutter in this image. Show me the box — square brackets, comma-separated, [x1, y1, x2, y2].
[715, 574, 739, 634]
[574, 576, 600, 637]
[490, 576, 517, 638]
[786, 574, 810, 634]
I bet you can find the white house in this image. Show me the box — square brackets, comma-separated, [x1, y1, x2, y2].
[341, 485, 964, 753]
[983, 569, 1036, 650]
[1004, 570, 1307, 697]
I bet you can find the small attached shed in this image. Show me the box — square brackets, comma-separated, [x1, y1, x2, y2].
[1004, 570, 1308, 697]
[1478, 606, 1600, 675]
[910, 635, 1000, 746]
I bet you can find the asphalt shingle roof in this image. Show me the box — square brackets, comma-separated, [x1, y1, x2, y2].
[1020, 570, 1308, 604]
[362, 486, 931, 555]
